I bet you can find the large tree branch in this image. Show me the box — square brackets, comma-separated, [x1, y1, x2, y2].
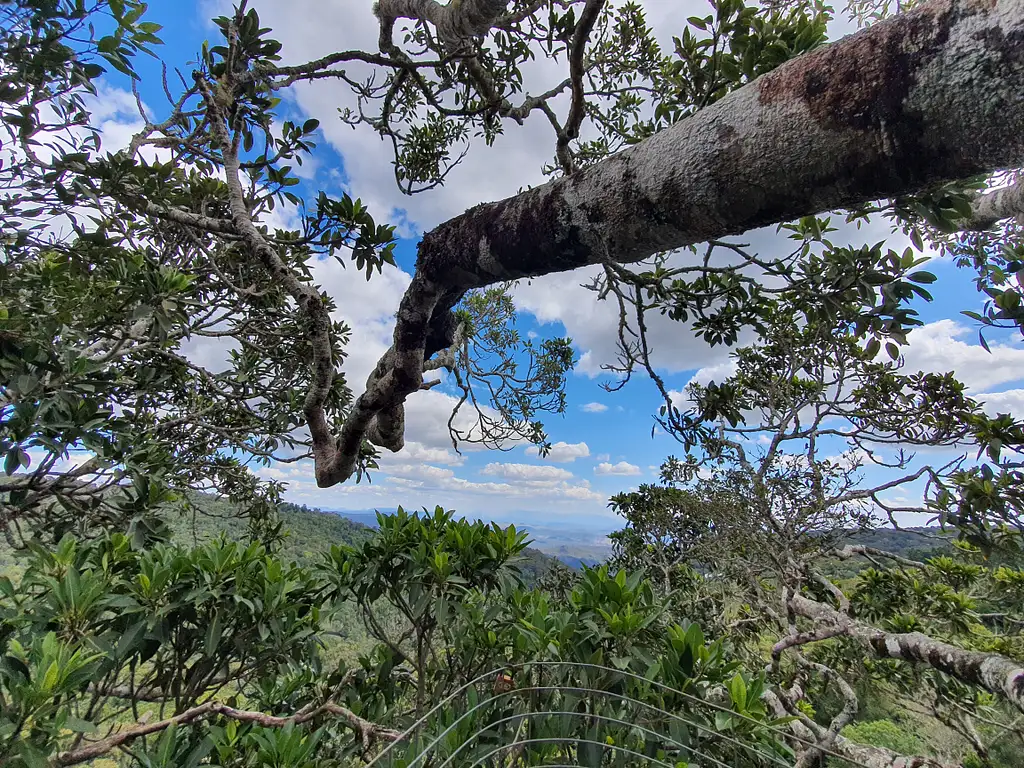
[313, 0, 1024, 486]
[789, 592, 1024, 714]
[763, 689, 954, 768]
[54, 700, 400, 766]
[965, 178, 1024, 230]
[832, 544, 929, 570]
[376, 0, 511, 41]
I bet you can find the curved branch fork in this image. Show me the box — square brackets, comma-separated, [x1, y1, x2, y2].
[789, 593, 1024, 714]
[376, 0, 512, 42]
[315, 0, 1024, 487]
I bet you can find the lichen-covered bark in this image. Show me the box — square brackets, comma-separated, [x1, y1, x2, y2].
[967, 178, 1024, 229]
[376, 0, 511, 42]
[317, 0, 1024, 487]
[763, 690, 954, 768]
[789, 593, 1024, 713]
[416, 0, 1023, 287]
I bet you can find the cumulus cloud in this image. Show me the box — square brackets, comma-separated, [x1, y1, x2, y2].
[379, 441, 466, 466]
[380, 463, 456, 483]
[259, 456, 605, 510]
[901, 320, 1024, 392]
[524, 441, 590, 463]
[595, 461, 642, 476]
[669, 358, 740, 408]
[580, 402, 608, 413]
[514, 214, 923, 377]
[199, 0, 564, 231]
[976, 389, 1024, 417]
[480, 463, 574, 483]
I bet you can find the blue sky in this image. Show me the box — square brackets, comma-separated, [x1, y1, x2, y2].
[82, 0, 1024, 532]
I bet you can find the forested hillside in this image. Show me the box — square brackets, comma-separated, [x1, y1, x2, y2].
[185, 498, 563, 583]
[167, 499, 374, 556]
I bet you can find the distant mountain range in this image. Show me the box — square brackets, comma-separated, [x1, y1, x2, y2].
[160, 498, 958, 575]
[325, 508, 614, 566]
[320, 509, 961, 569]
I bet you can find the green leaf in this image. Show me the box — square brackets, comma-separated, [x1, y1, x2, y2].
[65, 716, 98, 734]
[908, 271, 936, 284]
[910, 227, 924, 251]
[204, 613, 223, 656]
[41, 660, 60, 692]
[728, 673, 747, 710]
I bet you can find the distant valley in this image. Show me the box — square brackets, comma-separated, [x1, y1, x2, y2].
[327, 508, 614, 566]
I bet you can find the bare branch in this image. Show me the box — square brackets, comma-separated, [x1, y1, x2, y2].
[54, 700, 400, 766]
[763, 689, 953, 768]
[789, 593, 1024, 714]
[556, 0, 605, 173]
[965, 178, 1024, 230]
[832, 544, 929, 570]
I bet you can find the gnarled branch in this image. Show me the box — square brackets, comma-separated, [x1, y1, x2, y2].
[54, 700, 400, 766]
[789, 592, 1024, 714]
[314, 0, 1024, 486]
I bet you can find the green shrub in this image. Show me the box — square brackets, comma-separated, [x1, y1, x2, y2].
[840, 719, 926, 756]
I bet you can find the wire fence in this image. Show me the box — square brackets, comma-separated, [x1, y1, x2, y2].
[361, 660, 878, 768]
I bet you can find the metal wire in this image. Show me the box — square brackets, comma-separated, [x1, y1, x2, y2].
[462, 737, 679, 768]
[411, 684, 792, 768]
[367, 663, 513, 765]
[506, 660, 870, 767]
[436, 709, 691, 768]
[364, 659, 871, 768]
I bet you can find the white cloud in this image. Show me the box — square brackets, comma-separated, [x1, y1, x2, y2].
[88, 84, 146, 153]
[524, 441, 590, 463]
[595, 453, 610, 462]
[480, 462, 574, 483]
[669, 358, 740, 408]
[581, 402, 608, 413]
[976, 389, 1024, 417]
[380, 441, 465, 466]
[201, 0, 565, 232]
[595, 461, 642, 476]
[514, 212, 923, 378]
[901, 320, 1024, 392]
[380, 463, 456, 483]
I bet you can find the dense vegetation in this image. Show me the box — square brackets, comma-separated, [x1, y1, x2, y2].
[2, 0, 1024, 766]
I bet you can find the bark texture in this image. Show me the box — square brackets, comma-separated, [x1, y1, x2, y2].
[763, 690, 954, 768]
[54, 700, 400, 766]
[376, 0, 511, 42]
[966, 178, 1024, 229]
[316, 0, 1024, 486]
[789, 593, 1024, 714]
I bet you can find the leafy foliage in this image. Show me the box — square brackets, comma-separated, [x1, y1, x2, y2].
[1, 0, 1024, 765]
